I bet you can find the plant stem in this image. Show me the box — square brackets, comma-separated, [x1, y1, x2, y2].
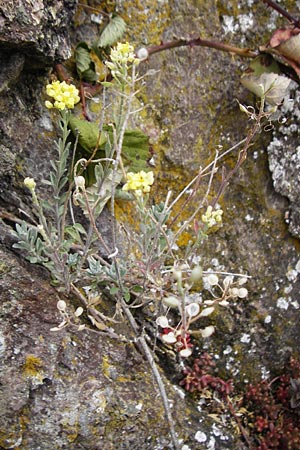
[147, 37, 257, 59]
[118, 296, 180, 450]
[261, 0, 300, 28]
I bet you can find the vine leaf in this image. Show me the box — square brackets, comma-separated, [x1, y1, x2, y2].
[241, 55, 291, 106]
[95, 15, 126, 49]
[75, 42, 98, 82]
[69, 116, 151, 173]
[241, 72, 291, 106]
[68, 115, 107, 153]
[260, 27, 300, 79]
[102, 125, 151, 172]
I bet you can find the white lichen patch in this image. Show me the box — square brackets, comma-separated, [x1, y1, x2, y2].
[195, 430, 207, 443]
[222, 13, 254, 37]
[237, 13, 254, 33]
[0, 332, 6, 359]
[264, 315, 272, 324]
[276, 297, 289, 310]
[240, 333, 251, 344]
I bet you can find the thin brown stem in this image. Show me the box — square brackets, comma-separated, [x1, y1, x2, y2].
[147, 38, 257, 59]
[225, 395, 253, 449]
[261, 0, 300, 28]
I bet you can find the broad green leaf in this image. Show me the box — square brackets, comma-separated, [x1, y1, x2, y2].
[246, 54, 281, 77]
[69, 118, 151, 173]
[109, 286, 119, 295]
[68, 116, 107, 153]
[75, 42, 98, 82]
[96, 16, 126, 49]
[103, 125, 151, 172]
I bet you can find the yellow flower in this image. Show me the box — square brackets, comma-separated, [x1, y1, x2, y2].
[201, 205, 223, 228]
[45, 81, 80, 110]
[24, 177, 36, 191]
[109, 42, 138, 65]
[105, 42, 139, 82]
[122, 171, 154, 196]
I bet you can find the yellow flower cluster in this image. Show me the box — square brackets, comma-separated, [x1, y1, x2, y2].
[105, 42, 139, 80]
[122, 171, 154, 196]
[24, 177, 36, 192]
[110, 42, 138, 65]
[45, 81, 80, 110]
[201, 205, 223, 228]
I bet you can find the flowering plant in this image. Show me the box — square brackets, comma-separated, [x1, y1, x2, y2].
[12, 39, 273, 450]
[45, 80, 80, 110]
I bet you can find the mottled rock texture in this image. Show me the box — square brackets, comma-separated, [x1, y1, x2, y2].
[1, 1, 300, 449]
[0, 0, 77, 67]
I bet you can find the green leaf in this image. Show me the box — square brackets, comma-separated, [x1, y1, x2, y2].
[124, 291, 131, 303]
[96, 16, 126, 49]
[246, 54, 281, 77]
[73, 223, 87, 235]
[103, 125, 151, 172]
[109, 286, 119, 296]
[101, 81, 114, 87]
[68, 115, 107, 153]
[75, 42, 98, 82]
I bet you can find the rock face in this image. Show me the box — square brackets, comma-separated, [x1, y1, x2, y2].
[1, 1, 300, 449]
[1, 248, 209, 450]
[267, 85, 300, 238]
[0, 0, 76, 67]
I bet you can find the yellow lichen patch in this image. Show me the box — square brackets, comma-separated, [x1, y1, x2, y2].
[22, 354, 44, 378]
[175, 230, 193, 248]
[121, 0, 171, 45]
[102, 355, 112, 380]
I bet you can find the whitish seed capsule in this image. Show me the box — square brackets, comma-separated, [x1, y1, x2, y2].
[172, 268, 182, 282]
[136, 47, 149, 60]
[57, 300, 67, 311]
[156, 316, 169, 328]
[161, 332, 177, 344]
[238, 277, 248, 285]
[190, 266, 203, 282]
[185, 303, 200, 317]
[162, 296, 180, 309]
[179, 348, 192, 358]
[206, 274, 219, 286]
[74, 306, 84, 317]
[74, 176, 85, 189]
[199, 306, 215, 317]
[200, 325, 215, 338]
[230, 287, 239, 297]
[223, 276, 233, 288]
[238, 288, 248, 298]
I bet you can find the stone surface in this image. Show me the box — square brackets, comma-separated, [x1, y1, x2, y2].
[1, 0, 300, 449]
[267, 84, 300, 238]
[0, 0, 77, 67]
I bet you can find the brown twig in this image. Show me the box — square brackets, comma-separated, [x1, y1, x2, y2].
[261, 0, 300, 28]
[224, 394, 254, 449]
[147, 38, 257, 59]
[76, 3, 110, 16]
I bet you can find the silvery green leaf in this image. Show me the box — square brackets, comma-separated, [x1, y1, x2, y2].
[199, 306, 215, 317]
